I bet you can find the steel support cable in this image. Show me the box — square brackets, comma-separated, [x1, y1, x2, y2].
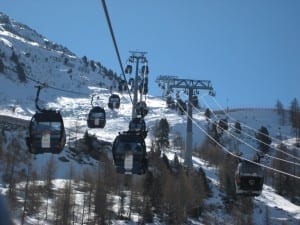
[209, 96, 300, 152]
[25, 74, 90, 96]
[200, 95, 300, 161]
[205, 116, 300, 167]
[175, 102, 300, 180]
[100, 0, 133, 103]
[190, 101, 300, 165]
[192, 97, 300, 165]
[141, 68, 148, 101]
[185, 92, 300, 163]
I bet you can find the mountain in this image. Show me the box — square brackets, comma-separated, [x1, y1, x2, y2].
[0, 11, 120, 113]
[0, 12, 299, 225]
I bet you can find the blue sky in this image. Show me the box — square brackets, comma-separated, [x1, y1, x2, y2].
[2, 0, 300, 109]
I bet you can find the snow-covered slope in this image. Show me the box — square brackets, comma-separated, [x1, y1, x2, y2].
[0, 11, 119, 116]
[0, 12, 299, 225]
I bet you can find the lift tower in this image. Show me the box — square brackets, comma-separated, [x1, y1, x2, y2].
[125, 51, 148, 118]
[157, 77, 214, 168]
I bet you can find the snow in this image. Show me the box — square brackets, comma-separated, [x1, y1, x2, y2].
[257, 186, 300, 220]
[0, 37, 12, 48]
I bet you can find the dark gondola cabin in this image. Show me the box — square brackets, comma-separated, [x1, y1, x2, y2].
[139, 77, 149, 95]
[141, 65, 149, 75]
[129, 117, 147, 139]
[191, 95, 199, 108]
[26, 110, 66, 154]
[128, 78, 134, 86]
[108, 94, 120, 110]
[216, 118, 229, 134]
[118, 80, 128, 92]
[166, 96, 176, 109]
[112, 131, 147, 175]
[135, 101, 148, 118]
[235, 160, 264, 196]
[87, 106, 106, 128]
[125, 64, 132, 74]
[176, 99, 186, 115]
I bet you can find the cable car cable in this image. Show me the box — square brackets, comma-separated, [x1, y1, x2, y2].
[209, 96, 300, 152]
[25, 74, 90, 96]
[200, 95, 300, 161]
[204, 115, 300, 167]
[190, 102, 300, 166]
[176, 102, 300, 180]
[100, 0, 133, 104]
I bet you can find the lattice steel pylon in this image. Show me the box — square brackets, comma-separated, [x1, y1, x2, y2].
[156, 76, 215, 168]
[125, 51, 148, 118]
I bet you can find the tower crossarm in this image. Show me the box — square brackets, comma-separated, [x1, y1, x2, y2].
[169, 78, 213, 91]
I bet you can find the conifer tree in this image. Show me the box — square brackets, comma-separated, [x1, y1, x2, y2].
[10, 51, 26, 82]
[218, 154, 237, 200]
[275, 99, 285, 125]
[204, 108, 212, 120]
[256, 126, 272, 153]
[154, 118, 170, 149]
[290, 98, 300, 144]
[0, 58, 4, 73]
[234, 121, 242, 134]
[272, 143, 299, 200]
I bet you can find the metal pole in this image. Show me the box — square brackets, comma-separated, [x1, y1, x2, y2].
[185, 88, 193, 168]
[132, 56, 139, 119]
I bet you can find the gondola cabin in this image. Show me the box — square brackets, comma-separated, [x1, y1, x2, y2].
[112, 131, 147, 175]
[129, 117, 147, 138]
[141, 65, 149, 75]
[139, 77, 149, 95]
[191, 95, 199, 108]
[108, 94, 120, 110]
[235, 161, 264, 196]
[216, 118, 229, 134]
[128, 78, 134, 90]
[176, 99, 186, 115]
[125, 64, 132, 74]
[26, 110, 66, 154]
[118, 80, 128, 92]
[87, 106, 106, 128]
[135, 101, 148, 117]
[166, 96, 176, 109]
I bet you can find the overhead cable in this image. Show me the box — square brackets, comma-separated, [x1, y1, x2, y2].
[100, 0, 133, 103]
[190, 101, 300, 166]
[200, 95, 300, 161]
[25, 74, 89, 96]
[210, 96, 300, 152]
[175, 102, 300, 180]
